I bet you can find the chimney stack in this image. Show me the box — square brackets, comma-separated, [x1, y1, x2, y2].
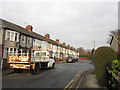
[67, 45, 70, 48]
[63, 42, 66, 46]
[56, 39, 60, 43]
[26, 25, 33, 31]
[45, 34, 50, 39]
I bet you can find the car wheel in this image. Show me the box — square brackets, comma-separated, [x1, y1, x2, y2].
[51, 63, 55, 69]
[30, 64, 40, 75]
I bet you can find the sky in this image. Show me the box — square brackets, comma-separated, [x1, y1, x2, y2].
[0, 0, 119, 50]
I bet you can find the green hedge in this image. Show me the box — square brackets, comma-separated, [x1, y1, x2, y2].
[94, 46, 117, 86]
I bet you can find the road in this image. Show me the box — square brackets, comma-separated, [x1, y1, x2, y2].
[2, 60, 94, 88]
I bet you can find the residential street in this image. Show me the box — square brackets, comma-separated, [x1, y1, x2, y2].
[2, 60, 95, 88]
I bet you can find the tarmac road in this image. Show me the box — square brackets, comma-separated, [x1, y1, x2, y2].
[2, 60, 94, 88]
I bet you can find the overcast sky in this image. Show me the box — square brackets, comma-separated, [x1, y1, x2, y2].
[0, 0, 119, 50]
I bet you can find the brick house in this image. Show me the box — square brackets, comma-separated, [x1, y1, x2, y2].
[0, 18, 79, 69]
[109, 30, 120, 59]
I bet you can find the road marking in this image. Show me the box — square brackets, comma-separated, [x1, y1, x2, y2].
[76, 69, 87, 89]
[69, 70, 83, 88]
[64, 70, 84, 89]
[64, 79, 74, 89]
[76, 77, 84, 88]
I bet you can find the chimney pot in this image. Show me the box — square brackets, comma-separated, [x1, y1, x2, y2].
[56, 39, 60, 43]
[26, 25, 33, 31]
[45, 34, 50, 39]
[63, 42, 66, 45]
[67, 45, 70, 48]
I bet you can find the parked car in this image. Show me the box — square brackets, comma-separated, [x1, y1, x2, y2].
[73, 57, 78, 62]
[66, 57, 78, 63]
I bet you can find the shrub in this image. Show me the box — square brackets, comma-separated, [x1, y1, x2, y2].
[107, 59, 120, 89]
[117, 53, 120, 60]
[110, 60, 120, 76]
[94, 46, 117, 86]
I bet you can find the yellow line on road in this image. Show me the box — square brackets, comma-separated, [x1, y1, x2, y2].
[76, 69, 87, 88]
[69, 70, 83, 88]
[64, 70, 84, 89]
[64, 79, 74, 89]
[76, 77, 84, 88]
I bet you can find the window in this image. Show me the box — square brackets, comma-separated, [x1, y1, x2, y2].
[10, 48, 13, 53]
[15, 33, 17, 41]
[36, 40, 38, 45]
[14, 48, 16, 53]
[38, 41, 41, 47]
[11, 32, 14, 41]
[33, 39, 41, 46]
[3, 47, 19, 58]
[33, 39, 35, 46]
[6, 31, 10, 40]
[28, 37, 32, 44]
[21, 35, 25, 42]
[15, 33, 19, 42]
[5, 30, 20, 42]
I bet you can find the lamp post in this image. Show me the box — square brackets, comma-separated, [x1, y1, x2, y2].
[93, 41, 95, 50]
[92, 40, 95, 62]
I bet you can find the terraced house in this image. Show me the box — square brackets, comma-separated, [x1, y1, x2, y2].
[109, 30, 120, 59]
[0, 19, 79, 69]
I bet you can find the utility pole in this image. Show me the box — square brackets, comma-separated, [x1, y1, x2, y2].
[92, 40, 95, 62]
[93, 40, 95, 50]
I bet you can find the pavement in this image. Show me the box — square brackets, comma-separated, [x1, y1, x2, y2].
[78, 69, 108, 89]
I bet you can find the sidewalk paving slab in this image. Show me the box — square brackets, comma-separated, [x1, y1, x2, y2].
[78, 69, 108, 90]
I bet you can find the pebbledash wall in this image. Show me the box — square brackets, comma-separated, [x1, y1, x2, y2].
[0, 18, 79, 69]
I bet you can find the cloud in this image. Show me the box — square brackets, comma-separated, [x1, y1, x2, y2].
[0, 1, 118, 49]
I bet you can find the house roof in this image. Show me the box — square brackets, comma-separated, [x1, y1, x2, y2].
[0, 18, 78, 52]
[109, 36, 114, 45]
[109, 33, 119, 45]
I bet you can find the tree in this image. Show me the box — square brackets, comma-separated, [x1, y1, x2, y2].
[77, 47, 86, 55]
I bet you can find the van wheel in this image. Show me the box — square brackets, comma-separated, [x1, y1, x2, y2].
[30, 64, 39, 75]
[51, 63, 55, 69]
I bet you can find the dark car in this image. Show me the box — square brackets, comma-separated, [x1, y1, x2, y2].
[73, 57, 78, 62]
[66, 57, 77, 63]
